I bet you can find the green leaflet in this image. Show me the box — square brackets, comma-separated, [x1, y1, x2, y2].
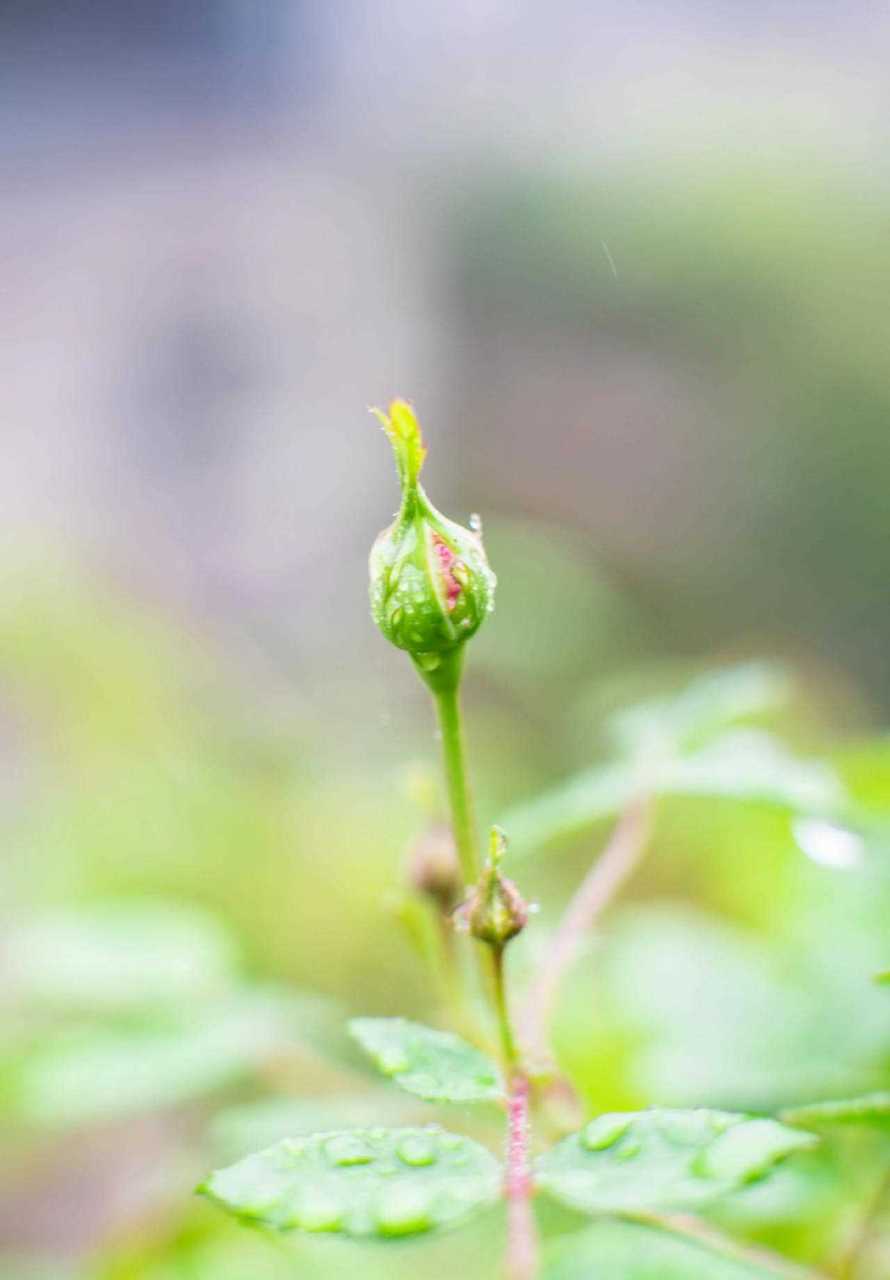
[8, 990, 322, 1128]
[542, 1218, 810, 1279]
[349, 1017, 503, 1103]
[535, 1109, 817, 1215]
[199, 1126, 500, 1239]
[781, 1091, 890, 1129]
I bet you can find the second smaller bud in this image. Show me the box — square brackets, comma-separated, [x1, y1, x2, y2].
[465, 827, 528, 950]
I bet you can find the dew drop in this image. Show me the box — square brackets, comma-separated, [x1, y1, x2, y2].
[324, 1134, 374, 1167]
[469, 513, 482, 533]
[396, 1134, 437, 1167]
[694, 1119, 799, 1183]
[581, 1114, 632, 1152]
[793, 817, 864, 870]
[291, 1186, 343, 1231]
[379, 1049, 410, 1075]
[440, 1134, 463, 1151]
[616, 1140, 641, 1162]
[374, 1184, 433, 1237]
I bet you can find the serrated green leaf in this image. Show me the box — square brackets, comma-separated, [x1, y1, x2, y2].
[6, 900, 238, 1012]
[535, 1109, 816, 1215]
[349, 1017, 503, 1103]
[543, 1218, 804, 1279]
[199, 1126, 500, 1239]
[781, 1091, 890, 1129]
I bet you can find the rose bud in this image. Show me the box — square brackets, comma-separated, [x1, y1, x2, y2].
[369, 399, 496, 688]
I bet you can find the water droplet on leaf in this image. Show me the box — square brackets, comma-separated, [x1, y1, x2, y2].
[396, 1134, 437, 1167]
[325, 1134, 375, 1167]
[581, 1114, 632, 1152]
[374, 1184, 433, 1237]
[292, 1187, 343, 1231]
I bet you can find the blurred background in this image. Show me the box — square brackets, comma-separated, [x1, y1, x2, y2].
[3, 3, 890, 1278]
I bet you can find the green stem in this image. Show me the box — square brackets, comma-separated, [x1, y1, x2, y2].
[427, 658, 479, 887]
[490, 946, 520, 1073]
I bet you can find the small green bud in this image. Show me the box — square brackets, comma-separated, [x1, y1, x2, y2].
[465, 827, 528, 950]
[369, 400, 496, 682]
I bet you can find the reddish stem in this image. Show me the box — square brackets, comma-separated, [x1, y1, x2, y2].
[504, 1072, 538, 1280]
[519, 793, 654, 1065]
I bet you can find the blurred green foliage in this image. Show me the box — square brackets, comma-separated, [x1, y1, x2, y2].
[2, 544, 888, 1278]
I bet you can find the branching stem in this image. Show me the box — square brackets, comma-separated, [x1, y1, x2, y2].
[519, 792, 654, 1064]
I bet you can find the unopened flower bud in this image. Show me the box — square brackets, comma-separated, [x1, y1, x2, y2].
[407, 823, 462, 913]
[466, 827, 528, 950]
[369, 400, 496, 684]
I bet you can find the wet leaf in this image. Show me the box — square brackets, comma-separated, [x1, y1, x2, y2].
[349, 1017, 503, 1103]
[535, 1109, 816, 1214]
[199, 1126, 500, 1239]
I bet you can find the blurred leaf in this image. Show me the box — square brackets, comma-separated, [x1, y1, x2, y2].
[781, 1093, 890, 1130]
[199, 1126, 500, 1238]
[535, 1109, 815, 1215]
[606, 663, 793, 756]
[503, 730, 843, 856]
[556, 906, 890, 1110]
[668, 732, 843, 814]
[7, 991, 321, 1128]
[349, 1018, 503, 1103]
[542, 1218, 807, 1279]
[5, 900, 239, 1013]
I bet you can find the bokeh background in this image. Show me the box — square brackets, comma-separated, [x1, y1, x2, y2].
[3, 3, 890, 1278]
